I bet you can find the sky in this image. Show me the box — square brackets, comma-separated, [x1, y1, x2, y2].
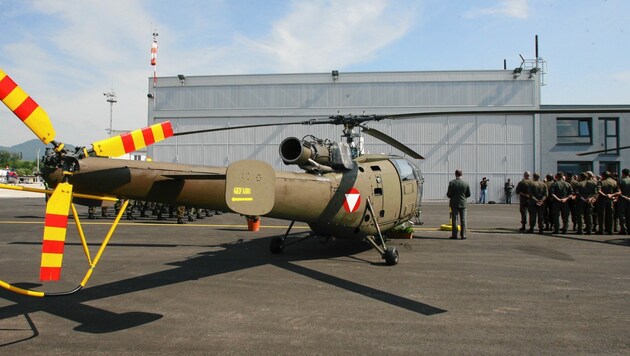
[1, 0, 629, 148]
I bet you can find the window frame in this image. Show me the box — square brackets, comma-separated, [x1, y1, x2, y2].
[598, 117, 619, 156]
[556, 117, 593, 145]
[557, 161, 593, 175]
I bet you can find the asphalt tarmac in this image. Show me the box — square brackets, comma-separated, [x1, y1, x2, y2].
[0, 194, 628, 355]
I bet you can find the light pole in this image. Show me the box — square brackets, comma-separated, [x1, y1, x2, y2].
[103, 90, 117, 137]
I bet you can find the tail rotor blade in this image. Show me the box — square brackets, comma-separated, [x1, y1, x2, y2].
[91, 121, 173, 157]
[41, 182, 73, 281]
[0, 68, 56, 144]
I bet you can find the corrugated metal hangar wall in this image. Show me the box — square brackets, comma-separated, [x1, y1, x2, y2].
[148, 71, 541, 201]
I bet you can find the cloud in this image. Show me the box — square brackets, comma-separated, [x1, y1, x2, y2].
[244, 0, 417, 72]
[464, 0, 528, 19]
[164, 0, 418, 75]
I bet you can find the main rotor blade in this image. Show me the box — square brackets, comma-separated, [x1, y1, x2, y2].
[91, 121, 174, 157]
[173, 121, 310, 137]
[379, 107, 630, 120]
[0, 68, 56, 144]
[576, 145, 630, 156]
[41, 182, 73, 281]
[360, 126, 424, 159]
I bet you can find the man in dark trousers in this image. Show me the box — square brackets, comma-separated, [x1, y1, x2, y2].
[527, 173, 548, 234]
[597, 171, 619, 235]
[447, 169, 471, 239]
[616, 168, 630, 235]
[550, 171, 573, 234]
[515, 171, 532, 232]
[575, 171, 598, 235]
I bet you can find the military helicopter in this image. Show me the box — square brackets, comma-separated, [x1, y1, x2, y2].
[0, 68, 431, 297]
[2, 68, 629, 298]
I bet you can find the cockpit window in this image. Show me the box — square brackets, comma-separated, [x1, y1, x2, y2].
[391, 158, 417, 181]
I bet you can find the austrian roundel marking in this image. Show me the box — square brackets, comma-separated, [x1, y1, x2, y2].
[343, 188, 361, 213]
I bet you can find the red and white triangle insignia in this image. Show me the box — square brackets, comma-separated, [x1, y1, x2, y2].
[343, 188, 361, 213]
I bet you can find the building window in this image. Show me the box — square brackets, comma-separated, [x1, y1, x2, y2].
[599, 118, 619, 155]
[556, 118, 592, 144]
[557, 161, 592, 175]
[599, 161, 619, 177]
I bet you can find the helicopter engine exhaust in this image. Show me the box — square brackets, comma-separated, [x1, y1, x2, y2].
[279, 137, 332, 170]
[280, 136, 354, 172]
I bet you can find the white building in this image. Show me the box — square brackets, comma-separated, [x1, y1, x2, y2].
[147, 69, 628, 201]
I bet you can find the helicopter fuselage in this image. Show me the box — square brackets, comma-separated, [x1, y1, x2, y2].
[42, 154, 422, 239]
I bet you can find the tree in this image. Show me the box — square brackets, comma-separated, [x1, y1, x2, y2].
[0, 150, 36, 176]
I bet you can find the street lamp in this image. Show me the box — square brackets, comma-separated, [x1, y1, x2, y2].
[103, 90, 117, 136]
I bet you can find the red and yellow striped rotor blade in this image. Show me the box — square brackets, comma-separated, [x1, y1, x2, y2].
[40, 182, 73, 281]
[0, 68, 56, 144]
[91, 121, 173, 157]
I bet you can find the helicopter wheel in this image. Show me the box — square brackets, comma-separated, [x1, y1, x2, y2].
[384, 247, 399, 266]
[270, 236, 284, 254]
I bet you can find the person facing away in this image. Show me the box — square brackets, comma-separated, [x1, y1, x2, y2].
[515, 171, 532, 232]
[447, 169, 471, 239]
[549, 171, 573, 234]
[616, 168, 630, 235]
[527, 173, 548, 234]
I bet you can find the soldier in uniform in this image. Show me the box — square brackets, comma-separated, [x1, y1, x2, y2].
[615, 168, 630, 235]
[527, 173, 548, 234]
[597, 171, 619, 235]
[574, 172, 598, 235]
[543, 174, 555, 231]
[515, 171, 532, 232]
[550, 172, 573, 234]
[566, 172, 579, 231]
[446, 169, 471, 239]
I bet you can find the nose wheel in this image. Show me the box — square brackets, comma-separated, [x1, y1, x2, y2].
[384, 247, 399, 265]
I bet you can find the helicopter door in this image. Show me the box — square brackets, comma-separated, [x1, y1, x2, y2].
[365, 161, 403, 225]
[391, 158, 420, 218]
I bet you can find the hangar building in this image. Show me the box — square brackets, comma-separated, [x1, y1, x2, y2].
[147, 69, 629, 201]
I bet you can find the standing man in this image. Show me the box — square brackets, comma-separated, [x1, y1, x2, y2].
[527, 173, 548, 234]
[504, 178, 514, 204]
[597, 171, 618, 235]
[575, 172, 598, 235]
[615, 168, 630, 235]
[447, 169, 471, 240]
[478, 177, 489, 204]
[550, 172, 573, 234]
[515, 171, 532, 232]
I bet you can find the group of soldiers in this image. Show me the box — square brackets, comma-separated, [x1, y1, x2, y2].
[88, 200, 220, 224]
[515, 168, 630, 235]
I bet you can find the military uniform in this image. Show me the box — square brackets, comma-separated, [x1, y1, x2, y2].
[447, 176, 471, 239]
[597, 177, 619, 234]
[515, 177, 532, 231]
[527, 178, 548, 234]
[575, 177, 598, 235]
[550, 179, 573, 234]
[617, 175, 630, 235]
[543, 177, 554, 230]
[568, 176, 579, 230]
